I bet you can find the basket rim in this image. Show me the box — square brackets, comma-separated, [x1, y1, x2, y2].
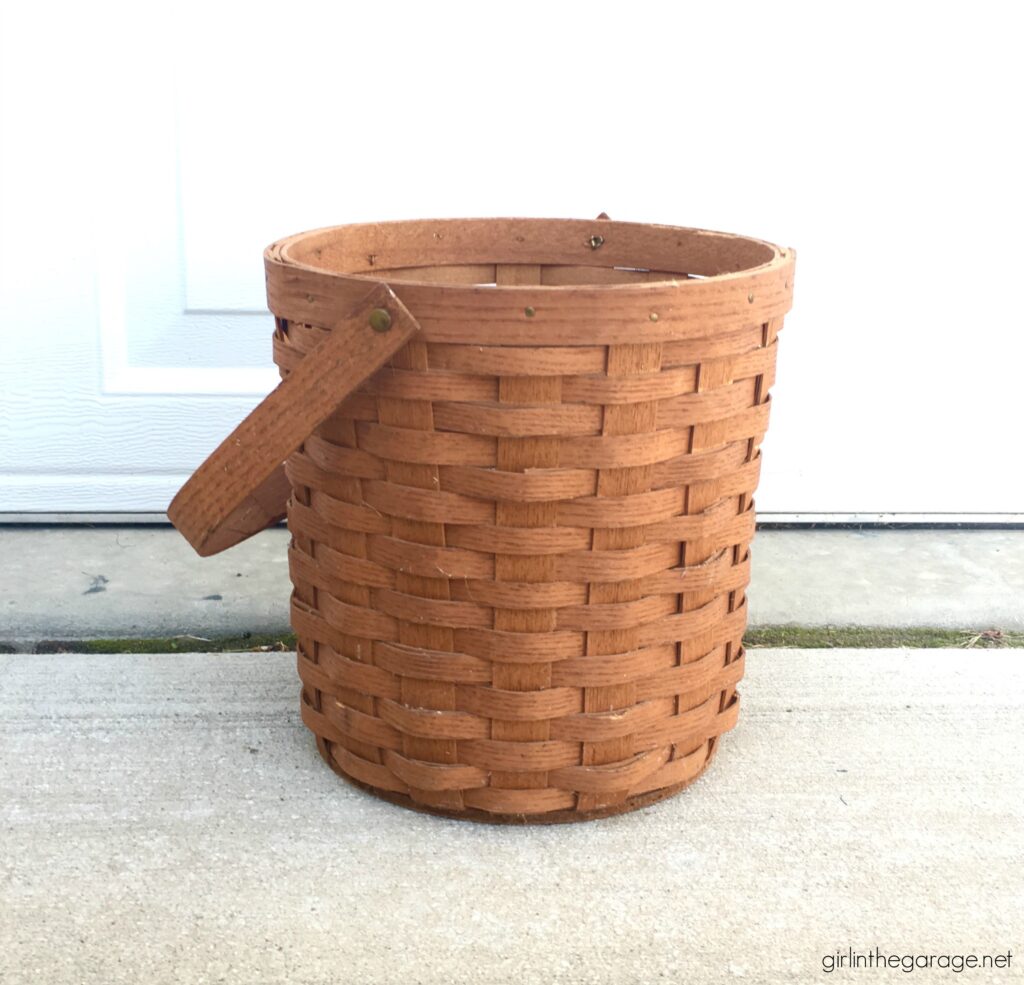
[269, 216, 793, 294]
[264, 217, 796, 345]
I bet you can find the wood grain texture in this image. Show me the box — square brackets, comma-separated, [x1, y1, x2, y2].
[181, 217, 794, 822]
[266, 218, 795, 346]
[168, 284, 419, 555]
[488, 263, 557, 795]
[578, 340, 663, 812]
[374, 338, 463, 812]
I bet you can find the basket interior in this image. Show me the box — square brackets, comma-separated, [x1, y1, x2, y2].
[283, 218, 779, 288]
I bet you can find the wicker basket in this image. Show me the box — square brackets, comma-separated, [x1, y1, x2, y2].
[170, 217, 795, 823]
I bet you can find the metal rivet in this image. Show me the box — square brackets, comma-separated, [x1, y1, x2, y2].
[747, 293, 755, 303]
[649, 312, 659, 322]
[368, 308, 392, 333]
[587, 234, 605, 250]
[524, 306, 536, 318]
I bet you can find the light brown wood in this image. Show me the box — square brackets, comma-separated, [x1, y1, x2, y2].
[578, 340, 663, 813]
[168, 284, 420, 555]
[489, 263, 556, 796]
[265, 218, 795, 346]
[172, 217, 796, 822]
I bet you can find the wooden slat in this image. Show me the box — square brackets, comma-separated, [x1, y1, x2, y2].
[489, 263, 556, 794]
[375, 340, 463, 812]
[578, 340, 663, 812]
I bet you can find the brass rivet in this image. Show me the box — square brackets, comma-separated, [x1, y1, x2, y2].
[649, 312, 659, 322]
[748, 292, 755, 303]
[524, 306, 536, 318]
[587, 234, 605, 250]
[368, 308, 392, 333]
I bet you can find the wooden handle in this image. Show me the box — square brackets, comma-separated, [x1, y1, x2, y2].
[168, 283, 420, 556]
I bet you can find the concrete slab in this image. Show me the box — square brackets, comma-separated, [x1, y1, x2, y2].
[749, 528, 1024, 629]
[2, 649, 1021, 984]
[0, 525, 292, 644]
[1, 526, 1022, 647]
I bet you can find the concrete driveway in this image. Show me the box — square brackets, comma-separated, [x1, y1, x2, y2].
[2, 648, 1020, 984]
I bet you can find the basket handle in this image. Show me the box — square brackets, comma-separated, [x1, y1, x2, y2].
[168, 283, 421, 556]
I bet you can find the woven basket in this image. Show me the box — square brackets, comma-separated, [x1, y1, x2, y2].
[170, 217, 795, 823]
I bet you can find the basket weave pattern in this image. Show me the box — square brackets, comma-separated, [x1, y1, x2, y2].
[273, 257, 783, 820]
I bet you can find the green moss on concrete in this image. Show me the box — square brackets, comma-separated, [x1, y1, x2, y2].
[14, 626, 1023, 654]
[34, 633, 297, 654]
[743, 626, 1023, 649]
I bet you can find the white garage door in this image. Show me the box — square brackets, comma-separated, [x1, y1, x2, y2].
[1, 5, 1020, 522]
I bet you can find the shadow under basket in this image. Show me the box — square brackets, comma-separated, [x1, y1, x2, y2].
[169, 217, 796, 823]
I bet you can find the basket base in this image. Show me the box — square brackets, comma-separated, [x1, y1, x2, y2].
[315, 737, 719, 825]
